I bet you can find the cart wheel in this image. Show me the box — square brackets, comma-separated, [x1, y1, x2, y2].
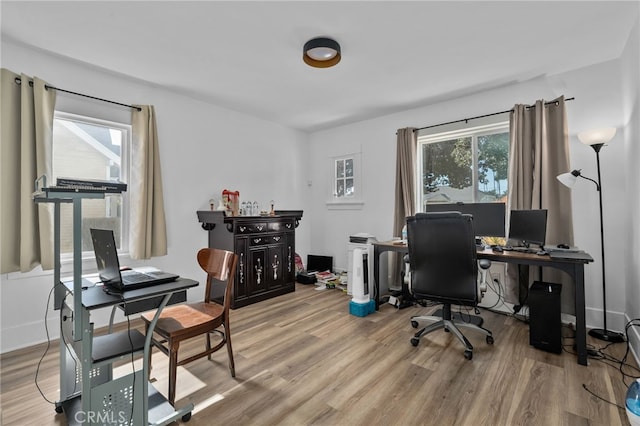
[411, 320, 419, 329]
[410, 338, 419, 347]
[182, 412, 192, 422]
[55, 405, 63, 414]
[464, 350, 473, 360]
[486, 335, 494, 345]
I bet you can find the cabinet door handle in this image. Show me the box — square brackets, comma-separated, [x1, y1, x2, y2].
[272, 254, 279, 280]
[255, 258, 262, 285]
[239, 253, 244, 284]
[273, 236, 281, 242]
[239, 226, 247, 233]
[288, 246, 292, 273]
[286, 223, 292, 229]
[256, 225, 264, 231]
[253, 238, 262, 244]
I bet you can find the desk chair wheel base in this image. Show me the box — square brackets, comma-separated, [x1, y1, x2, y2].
[54, 404, 63, 414]
[182, 412, 192, 422]
[464, 350, 473, 360]
[411, 320, 419, 329]
[410, 337, 420, 347]
[486, 335, 494, 345]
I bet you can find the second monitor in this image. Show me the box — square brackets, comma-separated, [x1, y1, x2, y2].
[424, 202, 506, 238]
[508, 209, 548, 248]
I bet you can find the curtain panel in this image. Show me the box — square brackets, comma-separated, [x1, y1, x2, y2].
[129, 105, 168, 260]
[506, 96, 574, 312]
[391, 127, 417, 288]
[0, 69, 56, 273]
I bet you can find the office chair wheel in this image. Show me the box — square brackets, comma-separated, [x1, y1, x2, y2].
[411, 320, 419, 329]
[486, 335, 494, 345]
[55, 404, 63, 414]
[410, 337, 420, 347]
[182, 412, 192, 422]
[464, 350, 473, 360]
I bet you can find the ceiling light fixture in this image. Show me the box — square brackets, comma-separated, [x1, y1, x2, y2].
[303, 37, 341, 68]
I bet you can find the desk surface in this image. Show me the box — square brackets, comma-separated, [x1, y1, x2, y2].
[373, 241, 593, 264]
[63, 278, 199, 311]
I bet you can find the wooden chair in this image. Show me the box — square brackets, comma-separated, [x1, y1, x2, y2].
[141, 248, 238, 405]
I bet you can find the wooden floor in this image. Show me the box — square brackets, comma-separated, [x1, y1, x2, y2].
[1, 283, 636, 425]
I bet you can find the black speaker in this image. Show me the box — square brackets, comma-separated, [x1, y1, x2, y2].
[529, 281, 562, 354]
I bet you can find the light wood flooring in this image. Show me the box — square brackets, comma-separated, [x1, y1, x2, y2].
[1, 283, 637, 425]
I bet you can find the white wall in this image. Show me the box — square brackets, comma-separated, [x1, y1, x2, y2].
[308, 56, 630, 332]
[0, 39, 312, 353]
[622, 16, 640, 357]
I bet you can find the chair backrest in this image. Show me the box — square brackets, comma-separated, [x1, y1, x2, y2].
[197, 248, 238, 308]
[406, 212, 478, 306]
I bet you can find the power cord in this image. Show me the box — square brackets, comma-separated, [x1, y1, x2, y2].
[578, 318, 640, 412]
[34, 283, 58, 405]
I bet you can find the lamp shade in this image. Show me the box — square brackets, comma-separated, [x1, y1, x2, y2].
[303, 37, 341, 68]
[557, 170, 582, 188]
[577, 127, 616, 146]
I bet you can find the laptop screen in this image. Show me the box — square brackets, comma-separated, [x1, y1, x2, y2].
[90, 228, 122, 286]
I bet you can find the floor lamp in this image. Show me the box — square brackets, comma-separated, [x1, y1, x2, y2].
[557, 127, 624, 343]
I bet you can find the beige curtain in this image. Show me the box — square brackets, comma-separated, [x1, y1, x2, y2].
[506, 96, 574, 312]
[129, 105, 168, 259]
[0, 69, 56, 273]
[391, 127, 417, 287]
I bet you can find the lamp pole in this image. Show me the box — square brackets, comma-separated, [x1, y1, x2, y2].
[588, 143, 624, 342]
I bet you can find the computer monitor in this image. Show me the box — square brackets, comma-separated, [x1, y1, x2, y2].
[508, 209, 548, 247]
[424, 202, 506, 238]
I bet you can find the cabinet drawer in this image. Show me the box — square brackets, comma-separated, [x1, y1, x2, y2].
[268, 221, 295, 232]
[250, 234, 284, 246]
[236, 223, 268, 234]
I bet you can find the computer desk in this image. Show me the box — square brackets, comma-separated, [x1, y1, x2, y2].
[372, 241, 594, 366]
[57, 278, 199, 425]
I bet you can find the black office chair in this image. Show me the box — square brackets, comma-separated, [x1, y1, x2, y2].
[407, 212, 494, 360]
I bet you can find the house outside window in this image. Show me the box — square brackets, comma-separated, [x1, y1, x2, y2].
[52, 112, 130, 256]
[417, 121, 509, 211]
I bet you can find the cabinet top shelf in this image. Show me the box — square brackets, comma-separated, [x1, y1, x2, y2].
[197, 210, 303, 224]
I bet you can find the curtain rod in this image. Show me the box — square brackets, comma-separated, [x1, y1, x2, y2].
[413, 97, 575, 132]
[14, 76, 142, 111]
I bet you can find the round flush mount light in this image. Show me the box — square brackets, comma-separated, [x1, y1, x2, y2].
[303, 37, 341, 68]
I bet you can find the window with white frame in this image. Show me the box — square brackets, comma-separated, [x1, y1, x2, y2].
[417, 121, 509, 211]
[327, 152, 363, 209]
[52, 112, 130, 256]
[335, 157, 354, 198]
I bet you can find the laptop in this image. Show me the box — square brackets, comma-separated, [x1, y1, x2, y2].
[90, 228, 179, 291]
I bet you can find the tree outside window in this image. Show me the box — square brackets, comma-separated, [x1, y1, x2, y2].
[419, 122, 509, 210]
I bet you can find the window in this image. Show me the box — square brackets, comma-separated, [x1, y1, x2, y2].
[52, 112, 130, 256]
[417, 121, 509, 211]
[335, 157, 354, 198]
[327, 152, 363, 209]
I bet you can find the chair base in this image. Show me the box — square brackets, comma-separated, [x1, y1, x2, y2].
[431, 308, 484, 327]
[410, 305, 493, 359]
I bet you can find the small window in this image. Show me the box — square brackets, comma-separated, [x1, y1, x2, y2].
[327, 152, 363, 209]
[52, 112, 130, 256]
[335, 157, 354, 197]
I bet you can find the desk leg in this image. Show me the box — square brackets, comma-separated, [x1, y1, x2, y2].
[573, 264, 588, 366]
[373, 246, 381, 310]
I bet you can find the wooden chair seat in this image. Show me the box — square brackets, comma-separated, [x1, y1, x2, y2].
[146, 303, 224, 337]
[141, 248, 238, 406]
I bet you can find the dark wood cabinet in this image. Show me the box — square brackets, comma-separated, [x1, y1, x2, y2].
[197, 210, 302, 308]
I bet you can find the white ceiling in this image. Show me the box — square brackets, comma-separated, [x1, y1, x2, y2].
[2, 1, 637, 133]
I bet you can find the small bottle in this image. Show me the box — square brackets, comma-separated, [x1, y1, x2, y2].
[401, 225, 407, 241]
